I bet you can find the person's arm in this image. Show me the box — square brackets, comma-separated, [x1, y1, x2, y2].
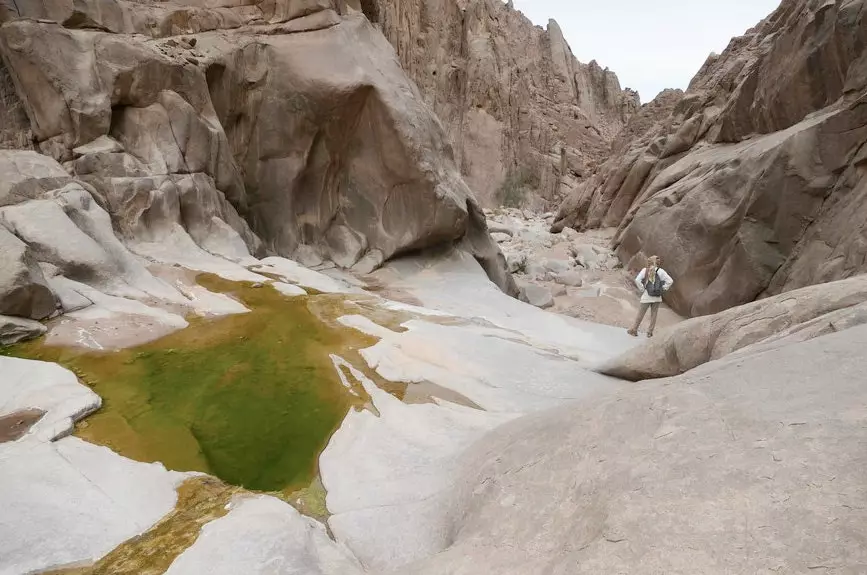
[661, 269, 674, 291]
[634, 269, 646, 292]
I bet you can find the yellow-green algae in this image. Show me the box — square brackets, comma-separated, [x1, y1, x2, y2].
[43, 476, 238, 575]
[4, 275, 386, 494]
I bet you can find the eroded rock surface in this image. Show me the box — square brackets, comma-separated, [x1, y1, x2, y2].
[0, 220, 57, 320]
[0, 0, 515, 295]
[554, 0, 867, 316]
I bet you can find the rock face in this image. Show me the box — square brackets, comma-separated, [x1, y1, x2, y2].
[369, 0, 640, 208]
[0, 0, 516, 296]
[0, 315, 46, 345]
[599, 274, 867, 381]
[0, 222, 57, 320]
[553, 0, 867, 317]
[0, 59, 31, 150]
[403, 323, 867, 574]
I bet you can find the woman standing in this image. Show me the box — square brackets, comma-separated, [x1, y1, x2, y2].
[628, 255, 674, 338]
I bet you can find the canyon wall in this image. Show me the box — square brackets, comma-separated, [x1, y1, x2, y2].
[370, 0, 640, 208]
[0, 0, 518, 321]
[554, 0, 867, 317]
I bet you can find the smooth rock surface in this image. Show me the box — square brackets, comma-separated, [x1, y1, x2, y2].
[400, 324, 867, 574]
[321, 355, 519, 571]
[372, 249, 640, 363]
[0, 355, 100, 444]
[253, 257, 359, 294]
[323, 251, 637, 571]
[0, 438, 185, 575]
[0, 356, 185, 574]
[166, 494, 363, 575]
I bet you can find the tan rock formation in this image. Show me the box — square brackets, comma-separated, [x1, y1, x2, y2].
[0, 0, 516, 295]
[553, 0, 867, 317]
[369, 0, 639, 209]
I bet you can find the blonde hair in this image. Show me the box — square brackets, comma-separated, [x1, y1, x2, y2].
[645, 255, 660, 282]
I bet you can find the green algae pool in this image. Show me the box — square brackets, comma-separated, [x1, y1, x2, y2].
[4, 275, 390, 494]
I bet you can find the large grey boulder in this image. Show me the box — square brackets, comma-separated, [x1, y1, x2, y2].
[0, 225, 57, 319]
[402, 324, 867, 574]
[0, 182, 183, 302]
[598, 274, 867, 381]
[0, 314, 46, 345]
[0, 150, 70, 207]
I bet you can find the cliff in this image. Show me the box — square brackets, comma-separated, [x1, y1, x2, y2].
[554, 0, 867, 317]
[369, 0, 640, 208]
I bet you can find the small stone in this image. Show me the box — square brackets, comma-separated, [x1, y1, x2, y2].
[543, 259, 572, 275]
[520, 284, 554, 309]
[506, 252, 527, 273]
[553, 271, 583, 287]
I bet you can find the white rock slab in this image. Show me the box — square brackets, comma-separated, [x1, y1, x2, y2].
[0, 356, 100, 444]
[340, 316, 620, 413]
[0, 438, 184, 575]
[320, 357, 516, 571]
[131, 224, 267, 283]
[272, 281, 308, 297]
[45, 277, 189, 350]
[165, 495, 363, 575]
[165, 275, 250, 317]
[252, 257, 358, 294]
[375, 250, 639, 365]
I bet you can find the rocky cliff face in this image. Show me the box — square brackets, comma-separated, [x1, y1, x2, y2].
[368, 0, 639, 208]
[553, 0, 867, 317]
[0, 0, 518, 322]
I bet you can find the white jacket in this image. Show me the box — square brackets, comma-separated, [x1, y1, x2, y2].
[634, 267, 674, 304]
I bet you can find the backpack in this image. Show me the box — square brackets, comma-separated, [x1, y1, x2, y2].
[644, 269, 665, 297]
